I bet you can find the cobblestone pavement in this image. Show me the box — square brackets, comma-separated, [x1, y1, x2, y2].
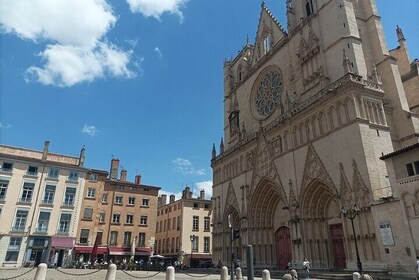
[0, 267, 320, 280]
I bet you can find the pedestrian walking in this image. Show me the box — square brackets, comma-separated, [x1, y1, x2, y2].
[303, 258, 310, 279]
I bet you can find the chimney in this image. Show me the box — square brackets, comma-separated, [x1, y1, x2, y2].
[110, 159, 120, 180]
[135, 175, 142, 185]
[158, 196, 162, 208]
[120, 169, 127, 181]
[161, 194, 167, 206]
[170, 195, 175, 204]
[79, 145, 85, 167]
[42, 141, 49, 161]
[200, 190, 205, 199]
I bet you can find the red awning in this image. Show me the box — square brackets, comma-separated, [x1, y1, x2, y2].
[108, 247, 151, 256]
[74, 246, 108, 254]
[51, 237, 74, 249]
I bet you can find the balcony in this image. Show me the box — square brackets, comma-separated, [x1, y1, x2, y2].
[25, 171, 38, 177]
[35, 226, 48, 233]
[41, 199, 54, 205]
[12, 225, 26, 232]
[19, 197, 32, 203]
[56, 229, 69, 235]
[0, 167, 13, 173]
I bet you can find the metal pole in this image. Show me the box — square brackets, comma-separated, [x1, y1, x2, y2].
[246, 245, 254, 280]
[228, 214, 234, 280]
[350, 217, 363, 274]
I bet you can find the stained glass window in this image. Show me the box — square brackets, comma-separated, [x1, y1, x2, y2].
[255, 71, 282, 117]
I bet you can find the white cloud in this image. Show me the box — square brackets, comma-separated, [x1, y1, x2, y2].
[82, 124, 99, 136]
[0, 0, 137, 87]
[193, 180, 213, 199]
[125, 0, 189, 21]
[0, 122, 11, 128]
[154, 47, 162, 57]
[172, 157, 206, 176]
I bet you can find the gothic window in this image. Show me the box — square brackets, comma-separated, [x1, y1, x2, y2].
[305, 0, 314, 17]
[237, 64, 243, 81]
[229, 111, 240, 135]
[254, 70, 282, 117]
[264, 35, 271, 54]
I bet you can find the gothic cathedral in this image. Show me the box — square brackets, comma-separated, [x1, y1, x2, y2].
[211, 0, 419, 275]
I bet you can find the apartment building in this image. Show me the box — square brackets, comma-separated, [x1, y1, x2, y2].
[0, 141, 87, 268]
[74, 159, 160, 263]
[155, 186, 212, 268]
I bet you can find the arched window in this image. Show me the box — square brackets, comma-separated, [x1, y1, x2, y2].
[305, 0, 314, 17]
[264, 35, 271, 54]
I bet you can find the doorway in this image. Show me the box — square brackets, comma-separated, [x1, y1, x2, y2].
[275, 226, 292, 270]
[330, 224, 346, 269]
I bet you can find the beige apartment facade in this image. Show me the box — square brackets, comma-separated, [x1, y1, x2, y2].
[155, 187, 212, 268]
[74, 159, 160, 263]
[0, 141, 87, 268]
[211, 0, 419, 277]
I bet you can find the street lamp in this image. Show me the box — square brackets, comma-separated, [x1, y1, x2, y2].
[190, 235, 196, 268]
[341, 204, 363, 274]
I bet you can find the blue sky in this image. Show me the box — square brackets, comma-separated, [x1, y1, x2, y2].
[1, 0, 418, 199]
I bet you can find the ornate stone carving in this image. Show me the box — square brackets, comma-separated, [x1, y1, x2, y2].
[224, 180, 240, 216]
[339, 163, 353, 206]
[352, 159, 371, 208]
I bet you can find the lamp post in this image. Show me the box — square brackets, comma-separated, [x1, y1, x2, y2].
[341, 204, 363, 274]
[190, 235, 195, 268]
[228, 214, 234, 280]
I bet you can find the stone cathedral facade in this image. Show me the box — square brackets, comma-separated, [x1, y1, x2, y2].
[211, 0, 419, 275]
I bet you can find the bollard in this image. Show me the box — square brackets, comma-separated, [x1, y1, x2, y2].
[362, 274, 372, 280]
[352, 272, 361, 280]
[33, 263, 47, 280]
[105, 263, 117, 280]
[221, 266, 228, 280]
[235, 267, 243, 279]
[246, 245, 254, 280]
[282, 273, 292, 280]
[262, 269, 271, 280]
[166, 266, 175, 280]
[290, 269, 298, 279]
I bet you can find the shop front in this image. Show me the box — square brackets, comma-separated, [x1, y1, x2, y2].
[23, 236, 50, 267]
[48, 236, 74, 267]
[73, 245, 108, 263]
[108, 247, 151, 265]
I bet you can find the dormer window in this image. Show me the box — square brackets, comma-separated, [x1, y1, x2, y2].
[305, 0, 314, 17]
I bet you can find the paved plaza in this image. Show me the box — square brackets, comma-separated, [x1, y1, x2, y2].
[0, 268, 321, 280]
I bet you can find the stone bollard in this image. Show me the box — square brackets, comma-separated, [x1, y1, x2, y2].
[362, 274, 372, 280]
[220, 266, 228, 280]
[352, 272, 361, 280]
[282, 273, 292, 280]
[105, 263, 117, 280]
[33, 263, 47, 280]
[290, 269, 298, 279]
[262, 269, 271, 280]
[166, 266, 175, 280]
[235, 267, 243, 279]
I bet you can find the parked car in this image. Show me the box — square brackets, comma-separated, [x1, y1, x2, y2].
[200, 261, 214, 268]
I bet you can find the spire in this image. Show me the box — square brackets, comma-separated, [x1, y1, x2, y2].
[396, 25, 405, 42]
[220, 137, 225, 154]
[212, 143, 216, 159]
[342, 49, 352, 74]
[371, 64, 382, 84]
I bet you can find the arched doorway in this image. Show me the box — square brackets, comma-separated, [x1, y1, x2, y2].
[301, 180, 344, 269]
[275, 226, 292, 269]
[223, 207, 241, 263]
[248, 179, 287, 268]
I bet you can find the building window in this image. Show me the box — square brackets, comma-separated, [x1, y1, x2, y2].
[140, 216, 148, 226]
[110, 231, 118, 245]
[48, 168, 59, 179]
[99, 212, 106, 223]
[171, 237, 175, 253]
[193, 216, 199, 231]
[83, 207, 93, 220]
[204, 217, 210, 231]
[37, 212, 50, 232]
[138, 233, 146, 246]
[27, 166, 38, 176]
[173, 217, 176, 230]
[89, 173, 98, 182]
[176, 237, 179, 252]
[142, 198, 149, 206]
[96, 232, 103, 245]
[264, 35, 271, 54]
[126, 214, 134, 224]
[87, 188, 95, 198]
[5, 237, 22, 262]
[1, 162, 13, 172]
[204, 204, 210, 209]
[63, 187, 76, 206]
[102, 193, 108, 203]
[80, 229, 89, 244]
[177, 216, 181, 230]
[193, 202, 199, 208]
[43, 185, 55, 204]
[167, 219, 171, 230]
[406, 163, 415, 176]
[414, 161, 419, 174]
[305, 0, 314, 16]
[115, 195, 123, 204]
[128, 197, 135, 205]
[0, 180, 8, 200]
[20, 182, 34, 202]
[68, 172, 78, 181]
[13, 210, 28, 232]
[123, 232, 132, 246]
[58, 213, 72, 234]
[192, 237, 198, 252]
[204, 237, 210, 253]
[112, 213, 120, 224]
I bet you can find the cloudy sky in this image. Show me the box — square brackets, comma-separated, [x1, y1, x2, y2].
[0, 0, 418, 198]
